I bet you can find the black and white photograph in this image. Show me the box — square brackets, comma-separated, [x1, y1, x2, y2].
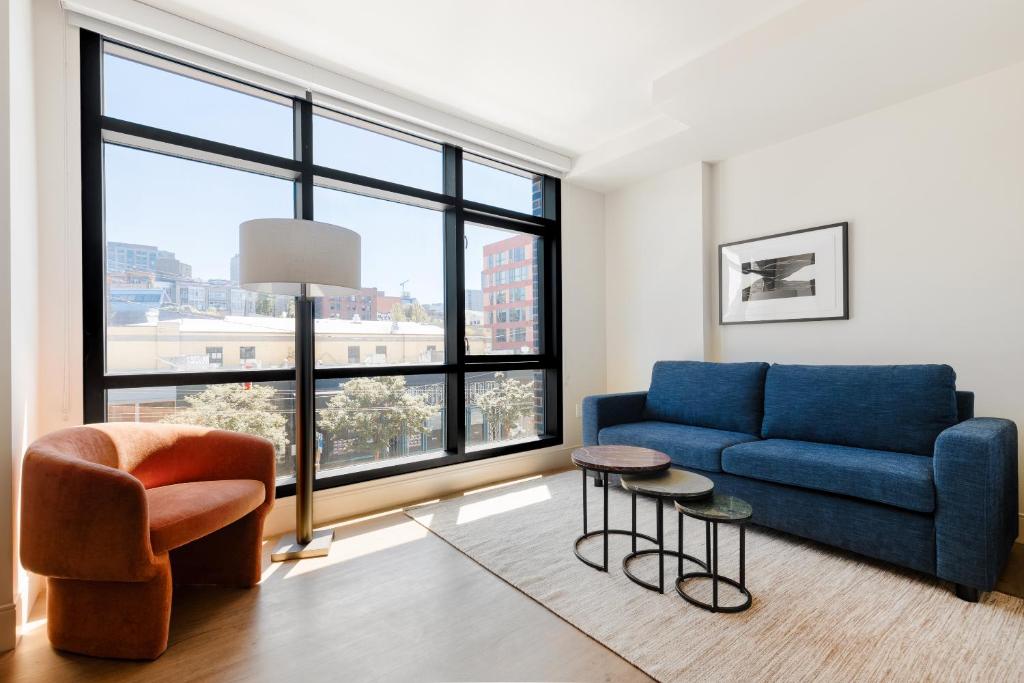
[720, 223, 848, 324]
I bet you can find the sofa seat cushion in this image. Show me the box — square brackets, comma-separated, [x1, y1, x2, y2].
[643, 361, 769, 435]
[721, 440, 935, 513]
[598, 421, 759, 472]
[147, 479, 265, 553]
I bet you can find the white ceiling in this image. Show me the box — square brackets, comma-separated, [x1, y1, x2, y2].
[136, 0, 1024, 191]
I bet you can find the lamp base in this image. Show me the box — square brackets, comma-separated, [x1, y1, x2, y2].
[270, 528, 334, 562]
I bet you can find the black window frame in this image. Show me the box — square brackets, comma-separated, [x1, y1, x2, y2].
[80, 31, 563, 499]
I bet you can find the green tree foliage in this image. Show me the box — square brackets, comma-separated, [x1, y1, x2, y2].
[255, 294, 274, 317]
[164, 383, 288, 452]
[390, 302, 431, 323]
[319, 376, 437, 460]
[476, 373, 534, 441]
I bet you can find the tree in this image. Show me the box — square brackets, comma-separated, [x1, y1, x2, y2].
[255, 295, 274, 317]
[164, 383, 288, 452]
[476, 373, 535, 441]
[390, 302, 430, 323]
[319, 376, 437, 460]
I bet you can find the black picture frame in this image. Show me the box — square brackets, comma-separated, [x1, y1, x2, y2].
[718, 222, 849, 325]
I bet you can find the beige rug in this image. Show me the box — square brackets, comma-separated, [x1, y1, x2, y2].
[406, 471, 1024, 682]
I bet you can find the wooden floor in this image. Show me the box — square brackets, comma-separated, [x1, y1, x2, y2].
[0, 508, 650, 683]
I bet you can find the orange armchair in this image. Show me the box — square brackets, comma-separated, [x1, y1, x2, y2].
[20, 423, 275, 660]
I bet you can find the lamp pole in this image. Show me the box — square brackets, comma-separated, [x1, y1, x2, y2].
[294, 283, 315, 544]
[240, 217, 359, 561]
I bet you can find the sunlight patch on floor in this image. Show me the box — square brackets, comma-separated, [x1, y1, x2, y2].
[463, 474, 543, 496]
[282, 516, 431, 579]
[456, 484, 551, 525]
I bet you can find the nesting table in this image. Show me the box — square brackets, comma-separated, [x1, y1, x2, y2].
[570, 446, 670, 572]
[571, 445, 754, 613]
[675, 494, 753, 613]
[621, 468, 714, 593]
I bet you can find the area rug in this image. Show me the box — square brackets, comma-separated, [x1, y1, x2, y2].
[406, 471, 1024, 682]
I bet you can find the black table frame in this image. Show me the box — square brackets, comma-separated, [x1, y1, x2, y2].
[622, 492, 710, 594]
[674, 510, 752, 613]
[573, 468, 657, 572]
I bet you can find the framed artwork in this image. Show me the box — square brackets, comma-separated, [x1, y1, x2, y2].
[719, 222, 848, 325]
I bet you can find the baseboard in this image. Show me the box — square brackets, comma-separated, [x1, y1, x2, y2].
[264, 444, 574, 538]
[0, 595, 20, 653]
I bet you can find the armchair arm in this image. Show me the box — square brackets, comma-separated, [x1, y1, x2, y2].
[582, 391, 648, 445]
[20, 447, 158, 582]
[934, 417, 1019, 591]
[123, 424, 277, 514]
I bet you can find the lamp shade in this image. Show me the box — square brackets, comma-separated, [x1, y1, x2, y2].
[239, 218, 361, 297]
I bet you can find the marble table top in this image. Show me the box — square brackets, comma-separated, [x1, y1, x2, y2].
[570, 445, 671, 474]
[621, 468, 714, 499]
[675, 494, 753, 523]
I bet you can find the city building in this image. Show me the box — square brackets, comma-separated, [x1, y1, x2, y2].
[465, 289, 483, 311]
[481, 233, 537, 353]
[318, 287, 403, 321]
[106, 316, 454, 372]
[106, 241, 158, 273]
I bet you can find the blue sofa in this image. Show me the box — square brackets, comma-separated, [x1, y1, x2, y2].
[583, 361, 1019, 601]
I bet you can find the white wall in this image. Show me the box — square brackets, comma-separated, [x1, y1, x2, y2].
[603, 162, 708, 392]
[711, 60, 1024, 516]
[1, 0, 45, 652]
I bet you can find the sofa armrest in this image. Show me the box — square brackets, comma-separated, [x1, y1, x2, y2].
[933, 417, 1019, 591]
[582, 392, 647, 445]
[20, 449, 158, 582]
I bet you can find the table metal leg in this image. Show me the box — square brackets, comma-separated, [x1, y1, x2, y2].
[739, 524, 746, 590]
[631, 492, 637, 554]
[712, 522, 719, 611]
[677, 511, 684, 579]
[582, 468, 587, 534]
[657, 498, 664, 593]
[705, 522, 711, 572]
[603, 471, 609, 571]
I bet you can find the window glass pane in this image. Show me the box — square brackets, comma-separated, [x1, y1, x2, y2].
[313, 186, 444, 366]
[314, 111, 442, 192]
[463, 154, 543, 215]
[107, 381, 297, 481]
[103, 44, 293, 157]
[465, 222, 540, 355]
[465, 370, 544, 451]
[315, 374, 445, 476]
[104, 145, 294, 375]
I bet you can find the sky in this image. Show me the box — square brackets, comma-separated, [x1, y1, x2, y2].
[103, 52, 538, 306]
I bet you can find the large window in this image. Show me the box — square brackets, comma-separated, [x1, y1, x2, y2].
[82, 33, 563, 495]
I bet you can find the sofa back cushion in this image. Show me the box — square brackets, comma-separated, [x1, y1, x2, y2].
[643, 361, 769, 435]
[762, 364, 959, 455]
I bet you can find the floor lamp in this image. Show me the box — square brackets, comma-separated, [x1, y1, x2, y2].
[239, 218, 361, 561]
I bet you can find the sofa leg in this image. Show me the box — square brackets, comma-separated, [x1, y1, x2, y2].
[170, 511, 267, 588]
[47, 560, 172, 660]
[955, 583, 980, 602]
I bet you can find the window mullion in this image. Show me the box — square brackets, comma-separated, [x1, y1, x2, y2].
[442, 143, 465, 455]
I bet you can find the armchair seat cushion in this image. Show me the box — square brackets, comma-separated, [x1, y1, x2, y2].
[147, 479, 265, 554]
[598, 421, 759, 472]
[722, 439, 935, 513]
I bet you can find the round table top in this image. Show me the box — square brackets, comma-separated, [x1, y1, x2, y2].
[675, 494, 752, 523]
[570, 446, 671, 474]
[621, 468, 714, 499]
